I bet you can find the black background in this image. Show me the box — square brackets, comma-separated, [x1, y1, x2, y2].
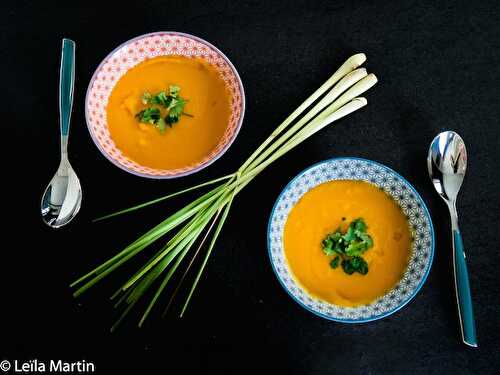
[2, 1, 500, 374]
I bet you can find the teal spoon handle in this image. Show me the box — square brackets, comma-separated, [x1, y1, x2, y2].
[59, 39, 75, 154]
[452, 227, 478, 347]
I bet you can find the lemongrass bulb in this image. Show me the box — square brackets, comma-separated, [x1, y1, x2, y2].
[281, 98, 369, 156]
[238, 54, 367, 173]
[323, 68, 368, 103]
[320, 74, 378, 119]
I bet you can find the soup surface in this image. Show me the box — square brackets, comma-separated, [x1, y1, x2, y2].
[284, 180, 412, 307]
[106, 55, 231, 170]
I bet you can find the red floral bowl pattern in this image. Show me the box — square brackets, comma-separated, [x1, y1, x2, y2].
[85, 32, 245, 178]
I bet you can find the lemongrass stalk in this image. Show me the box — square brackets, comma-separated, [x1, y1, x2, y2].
[239, 75, 378, 184]
[272, 75, 378, 164]
[161, 209, 223, 317]
[180, 191, 236, 317]
[241, 68, 368, 175]
[237, 54, 366, 173]
[140, 237, 200, 325]
[314, 74, 378, 122]
[138, 231, 201, 326]
[94, 174, 234, 222]
[276, 98, 369, 157]
[232, 98, 369, 195]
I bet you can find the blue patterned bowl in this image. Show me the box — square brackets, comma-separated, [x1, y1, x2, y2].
[267, 157, 435, 323]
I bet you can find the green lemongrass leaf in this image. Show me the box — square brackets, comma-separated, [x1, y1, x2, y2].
[116, 181, 235, 295]
[243, 68, 368, 174]
[113, 287, 133, 308]
[70, 185, 227, 290]
[93, 174, 233, 222]
[127, 207, 219, 326]
[72, 240, 150, 297]
[162, 209, 223, 317]
[109, 241, 171, 302]
[121, 186, 233, 291]
[180, 192, 236, 317]
[138, 226, 202, 327]
[110, 299, 138, 333]
[238, 54, 366, 174]
[111, 205, 213, 296]
[122, 210, 215, 291]
[162, 192, 225, 249]
[126, 265, 161, 305]
[114, 264, 165, 328]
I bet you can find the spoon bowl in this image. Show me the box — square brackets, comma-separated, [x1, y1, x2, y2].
[41, 160, 82, 228]
[428, 131, 467, 203]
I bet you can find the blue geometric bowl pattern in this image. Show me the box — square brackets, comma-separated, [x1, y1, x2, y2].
[267, 157, 435, 323]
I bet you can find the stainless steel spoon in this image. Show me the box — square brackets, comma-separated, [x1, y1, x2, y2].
[41, 39, 82, 228]
[427, 130, 477, 347]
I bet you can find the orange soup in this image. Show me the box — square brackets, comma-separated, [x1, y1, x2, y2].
[284, 180, 412, 307]
[106, 55, 231, 170]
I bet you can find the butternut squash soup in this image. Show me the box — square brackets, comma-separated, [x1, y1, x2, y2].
[106, 55, 231, 170]
[284, 180, 412, 307]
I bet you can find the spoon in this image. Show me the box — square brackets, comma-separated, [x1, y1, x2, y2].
[41, 39, 82, 228]
[427, 130, 477, 347]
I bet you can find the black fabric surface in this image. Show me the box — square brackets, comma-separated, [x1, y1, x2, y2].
[2, 1, 500, 374]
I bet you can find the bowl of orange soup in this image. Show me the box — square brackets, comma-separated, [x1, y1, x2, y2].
[268, 157, 434, 322]
[85, 32, 245, 178]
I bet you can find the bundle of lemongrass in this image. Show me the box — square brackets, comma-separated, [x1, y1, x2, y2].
[71, 54, 378, 330]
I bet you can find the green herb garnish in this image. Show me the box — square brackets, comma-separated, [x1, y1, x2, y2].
[137, 85, 192, 133]
[330, 255, 340, 269]
[341, 256, 368, 275]
[322, 218, 373, 275]
[136, 108, 161, 124]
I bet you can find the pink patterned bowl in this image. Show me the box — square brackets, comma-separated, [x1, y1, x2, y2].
[85, 32, 245, 178]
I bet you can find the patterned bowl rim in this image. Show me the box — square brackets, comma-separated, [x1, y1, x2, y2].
[267, 157, 435, 323]
[84, 31, 246, 179]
